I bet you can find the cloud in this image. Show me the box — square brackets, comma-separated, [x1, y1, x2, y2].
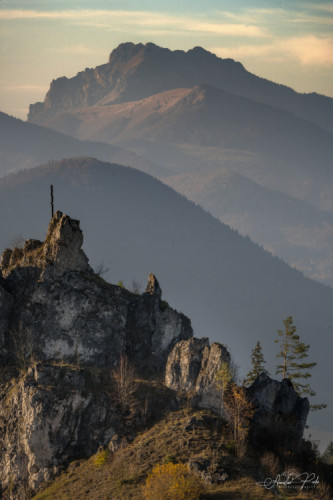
[0, 9, 266, 37]
[212, 35, 333, 67]
[184, 21, 265, 37]
[0, 84, 48, 91]
[285, 35, 333, 66]
[55, 44, 105, 56]
[218, 5, 333, 30]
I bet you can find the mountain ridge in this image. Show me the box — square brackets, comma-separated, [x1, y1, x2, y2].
[28, 42, 333, 133]
[0, 111, 169, 178]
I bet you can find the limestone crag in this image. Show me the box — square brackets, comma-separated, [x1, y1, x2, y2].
[165, 338, 231, 413]
[165, 341, 310, 447]
[0, 213, 193, 495]
[0, 213, 192, 368]
[0, 211, 311, 496]
[0, 211, 91, 280]
[247, 372, 310, 447]
[0, 363, 117, 493]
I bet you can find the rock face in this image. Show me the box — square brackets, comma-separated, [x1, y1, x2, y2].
[0, 363, 117, 493]
[247, 372, 310, 447]
[0, 212, 193, 495]
[165, 343, 310, 447]
[0, 212, 192, 369]
[165, 338, 231, 413]
[1, 211, 91, 280]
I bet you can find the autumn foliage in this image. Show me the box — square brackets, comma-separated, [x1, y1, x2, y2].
[142, 462, 203, 499]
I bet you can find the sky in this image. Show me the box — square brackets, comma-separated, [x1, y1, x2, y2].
[1, 0, 333, 119]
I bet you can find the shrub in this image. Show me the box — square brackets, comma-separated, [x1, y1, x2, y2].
[142, 462, 203, 499]
[160, 300, 169, 311]
[94, 448, 110, 467]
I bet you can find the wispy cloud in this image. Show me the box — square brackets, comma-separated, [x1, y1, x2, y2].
[286, 35, 333, 66]
[212, 35, 333, 67]
[218, 5, 333, 30]
[55, 44, 105, 56]
[0, 9, 266, 37]
[0, 84, 48, 91]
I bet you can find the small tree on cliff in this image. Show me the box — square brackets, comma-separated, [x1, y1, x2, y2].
[215, 361, 235, 416]
[111, 354, 138, 416]
[224, 383, 255, 457]
[275, 316, 326, 410]
[244, 341, 269, 386]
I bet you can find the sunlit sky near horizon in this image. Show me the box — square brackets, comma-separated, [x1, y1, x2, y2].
[1, 0, 333, 119]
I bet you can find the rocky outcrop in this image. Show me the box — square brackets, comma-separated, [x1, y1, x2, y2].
[0, 211, 311, 495]
[165, 342, 309, 448]
[247, 372, 310, 448]
[0, 363, 117, 494]
[0, 212, 193, 495]
[165, 338, 230, 413]
[0, 212, 192, 370]
[0, 211, 91, 280]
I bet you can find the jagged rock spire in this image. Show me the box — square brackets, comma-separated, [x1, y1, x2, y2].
[0, 211, 91, 278]
[145, 273, 162, 301]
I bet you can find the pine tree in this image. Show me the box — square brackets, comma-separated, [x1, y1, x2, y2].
[244, 341, 269, 386]
[275, 316, 326, 411]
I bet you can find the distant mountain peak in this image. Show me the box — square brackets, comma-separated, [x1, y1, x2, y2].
[27, 42, 247, 125]
[28, 41, 333, 134]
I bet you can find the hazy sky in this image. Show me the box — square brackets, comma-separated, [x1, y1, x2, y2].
[1, 0, 333, 119]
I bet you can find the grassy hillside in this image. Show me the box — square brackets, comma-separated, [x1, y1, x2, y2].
[32, 406, 331, 500]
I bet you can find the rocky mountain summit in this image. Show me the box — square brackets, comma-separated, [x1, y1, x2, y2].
[0, 212, 310, 497]
[28, 42, 333, 133]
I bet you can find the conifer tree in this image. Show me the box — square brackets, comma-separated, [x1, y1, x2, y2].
[244, 341, 269, 386]
[275, 316, 326, 410]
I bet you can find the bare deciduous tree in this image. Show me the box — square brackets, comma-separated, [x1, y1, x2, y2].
[130, 279, 142, 295]
[94, 261, 110, 277]
[111, 355, 138, 416]
[10, 322, 36, 371]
